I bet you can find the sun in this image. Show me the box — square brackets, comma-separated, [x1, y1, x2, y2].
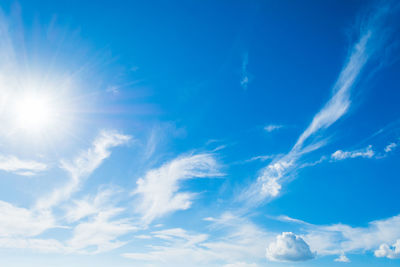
[14, 93, 57, 133]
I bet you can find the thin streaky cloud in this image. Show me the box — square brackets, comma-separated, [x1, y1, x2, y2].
[0, 155, 47, 175]
[331, 145, 374, 160]
[35, 130, 131, 210]
[241, 3, 395, 205]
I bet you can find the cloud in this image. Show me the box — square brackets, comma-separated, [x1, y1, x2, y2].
[0, 155, 47, 175]
[384, 142, 398, 152]
[36, 130, 131, 210]
[266, 232, 315, 262]
[123, 213, 271, 266]
[0, 238, 66, 253]
[298, 214, 400, 258]
[133, 153, 222, 224]
[264, 124, 283, 133]
[66, 189, 136, 254]
[335, 254, 351, 262]
[241, 2, 395, 205]
[67, 208, 135, 253]
[331, 145, 374, 160]
[0, 201, 54, 237]
[240, 52, 251, 89]
[374, 239, 400, 259]
[223, 262, 259, 267]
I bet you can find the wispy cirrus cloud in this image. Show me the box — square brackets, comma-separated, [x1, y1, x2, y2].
[241, 2, 397, 205]
[123, 212, 270, 266]
[264, 124, 284, 133]
[240, 52, 251, 90]
[132, 153, 223, 224]
[0, 155, 47, 176]
[36, 130, 131, 210]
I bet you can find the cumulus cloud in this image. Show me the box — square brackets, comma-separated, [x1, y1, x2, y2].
[297, 214, 400, 259]
[133, 153, 222, 224]
[335, 254, 350, 262]
[374, 239, 400, 259]
[0, 155, 47, 175]
[331, 145, 374, 160]
[266, 232, 315, 262]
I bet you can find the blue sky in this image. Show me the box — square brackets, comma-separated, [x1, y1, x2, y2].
[0, 0, 400, 266]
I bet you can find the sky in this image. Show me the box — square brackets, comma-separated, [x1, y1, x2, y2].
[0, 0, 400, 266]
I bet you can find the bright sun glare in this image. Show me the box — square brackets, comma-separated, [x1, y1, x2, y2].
[14, 94, 56, 133]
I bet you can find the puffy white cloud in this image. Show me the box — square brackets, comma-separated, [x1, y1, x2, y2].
[133, 153, 222, 223]
[266, 232, 315, 262]
[334, 254, 350, 262]
[331, 145, 374, 160]
[374, 239, 400, 259]
[0, 155, 47, 175]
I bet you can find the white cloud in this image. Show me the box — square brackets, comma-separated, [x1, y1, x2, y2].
[223, 262, 259, 267]
[123, 213, 271, 266]
[0, 237, 66, 253]
[0, 201, 54, 237]
[264, 124, 283, 133]
[0, 155, 47, 175]
[334, 254, 350, 262]
[331, 145, 374, 160]
[64, 188, 120, 223]
[65, 188, 136, 253]
[301, 214, 400, 258]
[240, 53, 251, 89]
[266, 232, 315, 262]
[67, 208, 135, 254]
[375, 239, 400, 259]
[36, 130, 131, 210]
[133, 153, 222, 224]
[242, 3, 393, 205]
[384, 142, 397, 152]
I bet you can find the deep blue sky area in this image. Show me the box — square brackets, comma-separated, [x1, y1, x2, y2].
[0, 1, 399, 266]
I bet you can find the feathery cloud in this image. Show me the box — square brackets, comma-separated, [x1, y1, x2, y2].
[0, 155, 47, 176]
[241, 3, 394, 205]
[36, 130, 131, 210]
[133, 153, 222, 224]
